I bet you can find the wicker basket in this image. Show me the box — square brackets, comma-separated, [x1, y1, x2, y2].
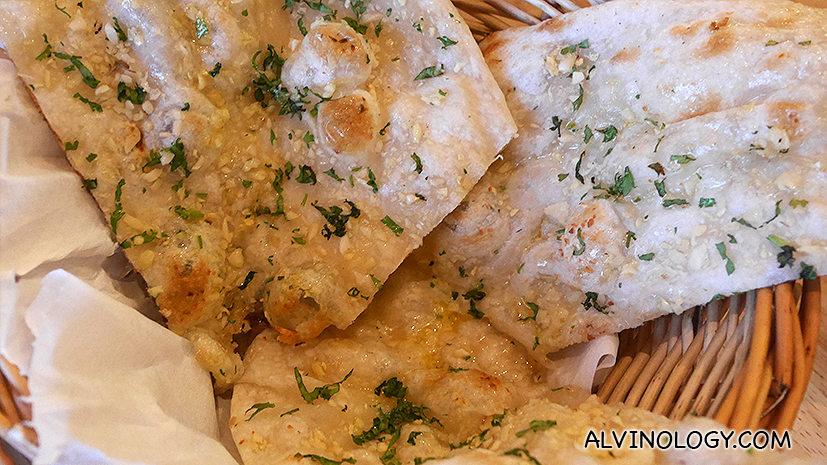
[0, 0, 822, 463]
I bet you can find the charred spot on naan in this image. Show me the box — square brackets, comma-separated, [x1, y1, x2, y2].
[283, 21, 374, 99]
[157, 260, 213, 330]
[317, 91, 379, 155]
[609, 47, 641, 65]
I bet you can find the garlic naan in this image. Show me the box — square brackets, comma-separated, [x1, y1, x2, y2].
[0, 0, 515, 386]
[420, 0, 827, 355]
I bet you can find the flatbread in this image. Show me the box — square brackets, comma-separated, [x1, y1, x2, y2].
[417, 0, 827, 356]
[230, 263, 555, 463]
[229, 264, 796, 465]
[0, 0, 515, 386]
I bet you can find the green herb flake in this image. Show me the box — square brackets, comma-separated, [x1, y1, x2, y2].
[294, 453, 356, 465]
[64, 140, 79, 151]
[515, 419, 557, 437]
[208, 62, 222, 77]
[766, 39, 779, 46]
[699, 197, 716, 208]
[596, 125, 618, 142]
[82, 178, 97, 190]
[343, 17, 367, 34]
[800, 262, 817, 280]
[54, 1, 71, 17]
[715, 242, 735, 275]
[518, 301, 539, 321]
[574, 151, 585, 184]
[112, 17, 128, 41]
[381, 215, 403, 236]
[323, 168, 345, 182]
[558, 173, 569, 182]
[73, 93, 102, 112]
[654, 179, 666, 197]
[437, 36, 457, 49]
[670, 154, 696, 164]
[366, 167, 379, 193]
[296, 165, 317, 184]
[624, 230, 636, 248]
[583, 125, 594, 143]
[245, 402, 276, 421]
[572, 228, 586, 256]
[117, 81, 147, 105]
[313, 200, 361, 239]
[790, 199, 809, 208]
[173, 205, 205, 220]
[582, 291, 608, 313]
[294, 367, 353, 404]
[411, 153, 423, 174]
[572, 84, 584, 111]
[638, 252, 655, 261]
[414, 64, 445, 81]
[242, 9, 249, 16]
[663, 198, 688, 207]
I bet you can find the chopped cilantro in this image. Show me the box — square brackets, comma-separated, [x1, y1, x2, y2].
[800, 262, 817, 280]
[64, 140, 79, 151]
[414, 64, 445, 81]
[572, 84, 584, 111]
[638, 253, 655, 261]
[715, 242, 735, 275]
[117, 81, 147, 105]
[663, 198, 688, 207]
[294, 367, 353, 403]
[313, 200, 361, 239]
[238, 271, 256, 290]
[366, 167, 379, 193]
[296, 165, 317, 184]
[381, 215, 403, 236]
[518, 301, 539, 321]
[596, 125, 618, 142]
[411, 153, 423, 174]
[294, 453, 355, 465]
[73, 92, 102, 112]
[343, 17, 367, 34]
[323, 168, 345, 182]
[670, 154, 696, 164]
[437, 36, 457, 49]
[790, 199, 809, 208]
[245, 402, 276, 421]
[593, 166, 635, 200]
[173, 205, 205, 220]
[112, 17, 128, 41]
[581, 291, 608, 313]
[515, 420, 556, 437]
[699, 197, 716, 207]
[572, 228, 586, 256]
[624, 230, 636, 248]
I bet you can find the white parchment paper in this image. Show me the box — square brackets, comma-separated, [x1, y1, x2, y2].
[0, 58, 237, 464]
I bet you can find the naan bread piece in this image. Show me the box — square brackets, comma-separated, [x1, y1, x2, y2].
[230, 263, 558, 464]
[0, 0, 515, 386]
[418, 0, 827, 356]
